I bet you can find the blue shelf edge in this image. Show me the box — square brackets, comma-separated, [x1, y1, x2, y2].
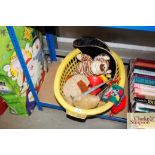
[39, 102, 65, 111]
[40, 101, 127, 123]
[97, 114, 127, 123]
[46, 32, 57, 62]
[101, 26, 155, 32]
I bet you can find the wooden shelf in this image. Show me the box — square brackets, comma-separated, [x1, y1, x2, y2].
[38, 61, 61, 106]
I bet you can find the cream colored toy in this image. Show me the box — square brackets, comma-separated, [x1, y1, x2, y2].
[63, 74, 90, 98]
[73, 94, 100, 109]
[75, 53, 112, 77]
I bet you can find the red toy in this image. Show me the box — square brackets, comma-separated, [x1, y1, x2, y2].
[87, 76, 104, 95]
[110, 95, 126, 116]
[0, 97, 8, 115]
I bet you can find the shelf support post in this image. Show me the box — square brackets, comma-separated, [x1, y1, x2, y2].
[45, 27, 57, 62]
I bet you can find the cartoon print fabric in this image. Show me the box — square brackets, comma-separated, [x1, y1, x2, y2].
[0, 26, 47, 115]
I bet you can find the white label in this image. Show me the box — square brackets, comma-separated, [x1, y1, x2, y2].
[74, 108, 82, 113]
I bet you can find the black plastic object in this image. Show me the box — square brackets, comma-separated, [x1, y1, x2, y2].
[73, 37, 110, 52]
[73, 37, 117, 79]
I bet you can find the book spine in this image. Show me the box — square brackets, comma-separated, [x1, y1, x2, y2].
[134, 76, 155, 86]
[135, 61, 155, 69]
[136, 102, 155, 110]
[135, 106, 155, 112]
[134, 83, 155, 89]
[134, 68, 155, 76]
[136, 58, 155, 65]
[134, 97, 155, 105]
[135, 66, 155, 72]
[134, 73, 155, 80]
[134, 92, 155, 100]
[131, 90, 155, 100]
[135, 88, 155, 94]
[133, 85, 155, 93]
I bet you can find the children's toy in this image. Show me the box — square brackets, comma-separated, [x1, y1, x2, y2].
[76, 53, 92, 61]
[54, 48, 126, 119]
[63, 74, 102, 109]
[0, 26, 47, 115]
[73, 94, 100, 109]
[75, 53, 112, 77]
[110, 95, 126, 115]
[76, 79, 110, 99]
[94, 54, 112, 77]
[63, 74, 89, 98]
[87, 76, 104, 95]
[73, 37, 117, 80]
[102, 84, 126, 115]
[63, 70, 110, 109]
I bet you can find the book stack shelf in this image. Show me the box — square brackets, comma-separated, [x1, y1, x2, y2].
[129, 59, 155, 112]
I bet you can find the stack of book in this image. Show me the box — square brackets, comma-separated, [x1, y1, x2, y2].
[129, 58, 155, 112]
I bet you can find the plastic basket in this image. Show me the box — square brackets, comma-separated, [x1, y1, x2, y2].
[54, 48, 126, 119]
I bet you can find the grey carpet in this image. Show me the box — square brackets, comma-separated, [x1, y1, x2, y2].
[0, 108, 126, 129]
